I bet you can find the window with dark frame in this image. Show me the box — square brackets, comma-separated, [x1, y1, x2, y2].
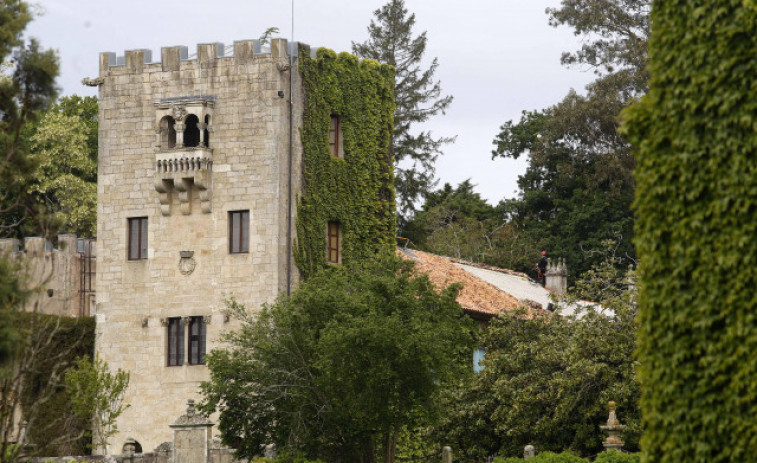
[327, 221, 341, 264]
[329, 114, 342, 158]
[229, 210, 250, 253]
[188, 316, 206, 365]
[128, 217, 148, 260]
[167, 317, 184, 367]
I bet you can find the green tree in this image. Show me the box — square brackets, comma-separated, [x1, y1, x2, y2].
[352, 0, 453, 223]
[0, 0, 59, 237]
[622, 1, 757, 461]
[492, 74, 636, 278]
[200, 257, 475, 463]
[491, 0, 650, 280]
[65, 355, 130, 455]
[402, 181, 539, 273]
[436, 250, 639, 461]
[28, 95, 98, 237]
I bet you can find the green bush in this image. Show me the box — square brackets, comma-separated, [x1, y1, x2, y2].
[594, 451, 640, 463]
[494, 451, 586, 463]
[622, 0, 757, 461]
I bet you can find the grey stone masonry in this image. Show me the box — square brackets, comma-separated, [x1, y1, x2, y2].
[95, 38, 307, 452]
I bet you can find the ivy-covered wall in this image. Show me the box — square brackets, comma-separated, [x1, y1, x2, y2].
[296, 48, 396, 278]
[623, 1, 757, 461]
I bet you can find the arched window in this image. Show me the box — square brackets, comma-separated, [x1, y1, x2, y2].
[160, 116, 176, 149]
[204, 115, 211, 148]
[184, 114, 200, 148]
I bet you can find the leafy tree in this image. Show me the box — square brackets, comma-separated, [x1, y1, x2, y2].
[435, 250, 639, 461]
[65, 355, 130, 455]
[1, 314, 95, 462]
[491, 0, 650, 280]
[492, 74, 636, 278]
[200, 257, 475, 463]
[403, 181, 539, 273]
[622, 1, 757, 461]
[28, 95, 97, 236]
[0, 0, 59, 237]
[352, 0, 453, 223]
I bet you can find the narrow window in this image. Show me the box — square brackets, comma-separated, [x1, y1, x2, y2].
[204, 115, 211, 148]
[128, 217, 148, 260]
[229, 210, 250, 253]
[167, 317, 184, 367]
[188, 316, 206, 365]
[473, 348, 486, 373]
[327, 221, 342, 264]
[329, 114, 343, 158]
[184, 114, 200, 148]
[160, 116, 176, 149]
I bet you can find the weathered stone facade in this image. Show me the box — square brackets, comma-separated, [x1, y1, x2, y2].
[0, 234, 96, 317]
[95, 39, 306, 452]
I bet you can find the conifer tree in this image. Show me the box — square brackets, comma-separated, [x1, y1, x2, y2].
[353, 0, 453, 223]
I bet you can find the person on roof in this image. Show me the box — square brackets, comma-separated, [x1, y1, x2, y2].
[536, 251, 548, 287]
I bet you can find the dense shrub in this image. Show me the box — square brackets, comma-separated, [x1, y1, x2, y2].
[594, 451, 640, 463]
[622, 0, 757, 461]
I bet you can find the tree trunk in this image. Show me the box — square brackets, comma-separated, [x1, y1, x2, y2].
[382, 430, 399, 463]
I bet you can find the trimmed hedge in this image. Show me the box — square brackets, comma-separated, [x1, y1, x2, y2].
[296, 47, 396, 278]
[622, 1, 757, 461]
[494, 451, 639, 463]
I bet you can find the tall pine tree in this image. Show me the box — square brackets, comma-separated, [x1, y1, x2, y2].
[352, 0, 453, 225]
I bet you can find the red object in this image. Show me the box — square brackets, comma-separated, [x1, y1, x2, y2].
[541, 251, 547, 256]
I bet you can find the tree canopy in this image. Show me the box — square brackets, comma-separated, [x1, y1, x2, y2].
[0, 0, 59, 237]
[353, 0, 454, 224]
[200, 257, 475, 463]
[28, 95, 98, 237]
[490, 0, 649, 281]
[435, 251, 639, 461]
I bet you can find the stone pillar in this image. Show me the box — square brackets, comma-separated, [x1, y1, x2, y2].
[600, 401, 626, 452]
[524, 445, 536, 459]
[442, 446, 453, 463]
[545, 258, 568, 294]
[170, 399, 213, 463]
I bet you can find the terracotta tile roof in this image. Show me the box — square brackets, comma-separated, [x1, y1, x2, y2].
[397, 248, 543, 319]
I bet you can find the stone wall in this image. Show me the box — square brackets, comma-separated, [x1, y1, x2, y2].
[0, 234, 96, 317]
[95, 39, 306, 452]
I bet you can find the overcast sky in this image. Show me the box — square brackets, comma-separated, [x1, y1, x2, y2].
[25, 0, 595, 205]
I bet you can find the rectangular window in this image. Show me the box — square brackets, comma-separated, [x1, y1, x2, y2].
[167, 317, 184, 367]
[188, 316, 206, 365]
[329, 114, 342, 158]
[327, 221, 341, 264]
[229, 210, 250, 253]
[128, 217, 148, 260]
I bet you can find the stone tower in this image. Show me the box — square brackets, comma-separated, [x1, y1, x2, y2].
[94, 38, 394, 454]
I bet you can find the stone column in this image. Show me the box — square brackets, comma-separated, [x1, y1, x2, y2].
[545, 258, 568, 294]
[524, 445, 536, 459]
[600, 401, 626, 452]
[442, 446, 453, 463]
[170, 399, 213, 463]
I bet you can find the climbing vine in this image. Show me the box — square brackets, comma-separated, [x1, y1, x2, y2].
[296, 47, 396, 278]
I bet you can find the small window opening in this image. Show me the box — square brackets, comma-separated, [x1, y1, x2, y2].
[229, 210, 250, 254]
[329, 114, 343, 158]
[184, 114, 200, 148]
[188, 316, 206, 365]
[167, 317, 184, 367]
[160, 116, 176, 149]
[327, 221, 342, 264]
[204, 115, 211, 148]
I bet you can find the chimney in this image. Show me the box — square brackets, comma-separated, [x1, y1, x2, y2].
[545, 258, 568, 294]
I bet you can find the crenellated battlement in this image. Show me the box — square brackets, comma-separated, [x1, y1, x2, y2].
[0, 235, 96, 317]
[98, 39, 316, 75]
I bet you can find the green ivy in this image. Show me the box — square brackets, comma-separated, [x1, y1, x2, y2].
[296, 47, 396, 278]
[622, 1, 757, 462]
